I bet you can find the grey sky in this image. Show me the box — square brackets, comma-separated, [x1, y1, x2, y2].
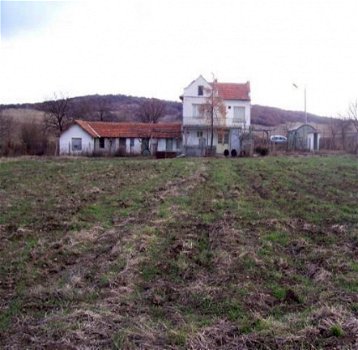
[1, 1, 66, 39]
[0, 0, 357, 117]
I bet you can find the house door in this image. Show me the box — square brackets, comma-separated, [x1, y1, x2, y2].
[199, 137, 206, 156]
[166, 138, 173, 151]
[119, 138, 126, 154]
[313, 133, 318, 150]
[141, 138, 150, 155]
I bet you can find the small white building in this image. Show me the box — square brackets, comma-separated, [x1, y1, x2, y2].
[181, 75, 251, 156]
[287, 124, 321, 151]
[59, 120, 182, 156]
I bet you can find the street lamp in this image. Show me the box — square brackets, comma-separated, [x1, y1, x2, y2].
[293, 83, 307, 124]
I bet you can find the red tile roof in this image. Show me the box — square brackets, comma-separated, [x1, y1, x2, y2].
[213, 82, 251, 101]
[75, 120, 182, 139]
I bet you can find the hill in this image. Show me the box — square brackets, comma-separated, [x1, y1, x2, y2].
[0, 156, 357, 348]
[1, 93, 333, 126]
[251, 105, 331, 127]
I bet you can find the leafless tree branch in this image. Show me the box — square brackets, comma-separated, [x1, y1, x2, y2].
[138, 98, 166, 123]
[43, 93, 72, 136]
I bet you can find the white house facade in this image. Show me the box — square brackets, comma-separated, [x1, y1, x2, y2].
[181, 75, 251, 156]
[59, 120, 182, 156]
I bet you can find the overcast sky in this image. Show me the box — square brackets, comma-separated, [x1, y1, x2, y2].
[1, 0, 357, 116]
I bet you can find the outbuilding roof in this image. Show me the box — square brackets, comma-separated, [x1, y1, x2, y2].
[287, 123, 318, 132]
[74, 120, 182, 139]
[214, 82, 251, 101]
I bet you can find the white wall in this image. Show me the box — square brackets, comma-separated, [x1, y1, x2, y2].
[183, 76, 211, 127]
[59, 124, 94, 155]
[124, 137, 181, 154]
[307, 133, 321, 151]
[183, 128, 219, 147]
[157, 138, 181, 152]
[223, 100, 251, 128]
[126, 138, 142, 154]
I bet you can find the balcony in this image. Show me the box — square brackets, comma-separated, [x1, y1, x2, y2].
[183, 116, 248, 128]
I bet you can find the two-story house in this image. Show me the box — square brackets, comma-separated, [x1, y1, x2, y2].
[181, 75, 251, 156]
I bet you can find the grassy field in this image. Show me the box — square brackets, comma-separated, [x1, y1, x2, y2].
[0, 155, 357, 349]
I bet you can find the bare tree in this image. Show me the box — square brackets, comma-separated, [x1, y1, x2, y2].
[0, 111, 12, 139]
[346, 100, 358, 153]
[347, 100, 358, 132]
[138, 98, 166, 123]
[338, 119, 351, 151]
[43, 93, 72, 136]
[68, 99, 92, 120]
[94, 97, 113, 121]
[328, 117, 340, 149]
[200, 78, 226, 151]
[0, 111, 13, 154]
[21, 120, 49, 155]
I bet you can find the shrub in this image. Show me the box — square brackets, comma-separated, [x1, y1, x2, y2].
[330, 324, 344, 337]
[21, 122, 49, 155]
[255, 146, 269, 156]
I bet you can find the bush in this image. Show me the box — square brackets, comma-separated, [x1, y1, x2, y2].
[330, 324, 344, 337]
[223, 149, 229, 157]
[21, 122, 50, 155]
[255, 146, 269, 156]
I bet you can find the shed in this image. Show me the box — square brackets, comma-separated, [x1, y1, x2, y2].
[287, 124, 320, 151]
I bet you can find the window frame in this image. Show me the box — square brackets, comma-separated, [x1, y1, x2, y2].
[72, 138, 82, 151]
[218, 131, 229, 144]
[233, 106, 246, 123]
[198, 85, 204, 96]
[224, 131, 230, 144]
[192, 104, 202, 118]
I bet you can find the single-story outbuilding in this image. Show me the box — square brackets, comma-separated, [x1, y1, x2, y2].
[59, 120, 182, 156]
[287, 124, 320, 151]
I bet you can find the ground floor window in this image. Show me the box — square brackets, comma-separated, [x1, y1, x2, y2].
[218, 130, 229, 144]
[197, 131, 203, 138]
[99, 137, 105, 148]
[72, 138, 82, 151]
[130, 138, 135, 147]
[224, 131, 229, 144]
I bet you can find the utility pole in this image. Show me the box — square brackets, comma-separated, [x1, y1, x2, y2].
[304, 87, 307, 124]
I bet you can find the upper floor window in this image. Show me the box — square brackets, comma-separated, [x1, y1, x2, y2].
[192, 104, 202, 118]
[198, 85, 204, 96]
[233, 107, 245, 123]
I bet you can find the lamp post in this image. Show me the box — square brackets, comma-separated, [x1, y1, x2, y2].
[293, 83, 307, 124]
